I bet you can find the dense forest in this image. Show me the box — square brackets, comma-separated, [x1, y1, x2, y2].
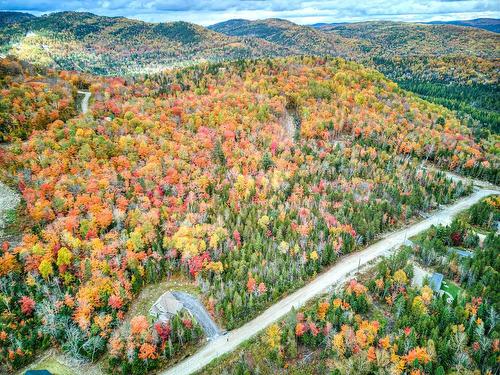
[2, 11, 497, 155]
[0, 10, 498, 374]
[2, 55, 496, 373]
[0, 58, 83, 141]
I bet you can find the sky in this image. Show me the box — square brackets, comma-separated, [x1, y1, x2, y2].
[1, 0, 499, 25]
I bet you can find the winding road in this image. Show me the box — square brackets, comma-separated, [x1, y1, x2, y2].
[172, 291, 222, 340]
[161, 184, 498, 375]
[78, 90, 91, 114]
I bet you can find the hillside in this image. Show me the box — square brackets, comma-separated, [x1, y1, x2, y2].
[200, 197, 500, 374]
[425, 18, 500, 33]
[0, 57, 81, 141]
[314, 21, 499, 58]
[0, 56, 497, 373]
[208, 18, 365, 57]
[211, 18, 500, 136]
[0, 12, 497, 142]
[0, 12, 291, 75]
[0, 11, 35, 26]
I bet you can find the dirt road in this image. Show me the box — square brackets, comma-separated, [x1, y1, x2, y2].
[77, 91, 91, 114]
[161, 187, 498, 375]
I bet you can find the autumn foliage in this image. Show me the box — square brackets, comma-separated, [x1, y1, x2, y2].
[0, 56, 497, 372]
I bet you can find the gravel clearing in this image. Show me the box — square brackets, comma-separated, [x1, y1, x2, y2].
[411, 262, 432, 287]
[0, 180, 20, 243]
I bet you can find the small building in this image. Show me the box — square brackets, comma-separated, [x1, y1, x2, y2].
[149, 291, 184, 323]
[403, 239, 414, 247]
[448, 248, 474, 259]
[429, 273, 444, 292]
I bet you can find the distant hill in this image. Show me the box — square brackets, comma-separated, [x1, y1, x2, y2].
[424, 18, 500, 33]
[312, 18, 500, 34]
[0, 11, 35, 26]
[209, 18, 366, 57]
[310, 22, 347, 28]
[0, 11, 293, 75]
[314, 21, 499, 58]
[211, 18, 500, 137]
[0, 12, 498, 77]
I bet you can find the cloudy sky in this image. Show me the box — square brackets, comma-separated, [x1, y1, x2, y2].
[1, 0, 499, 25]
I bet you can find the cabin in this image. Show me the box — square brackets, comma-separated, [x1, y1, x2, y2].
[429, 272, 444, 292]
[149, 291, 184, 323]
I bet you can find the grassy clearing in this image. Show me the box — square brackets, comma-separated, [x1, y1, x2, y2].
[121, 275, 200, 328]
[441, 280, 461, 300]
[30, 357, 76, 375]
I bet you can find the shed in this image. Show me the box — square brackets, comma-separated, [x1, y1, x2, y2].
[448, 248, 474, 259]
[429, 273, 444, 291]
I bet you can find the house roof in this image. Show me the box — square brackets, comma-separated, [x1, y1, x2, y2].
[429, 273, 444, 291]
[150, 291, 184, 322]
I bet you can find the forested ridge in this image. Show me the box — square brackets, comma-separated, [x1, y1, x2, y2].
[200, 197, 500, 375]
[2, 11, 497, 151]
[0, 10, 498, 375]
[0, 56, 496, 373]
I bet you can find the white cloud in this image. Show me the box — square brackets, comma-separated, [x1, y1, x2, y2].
[1, 0, 499, 25]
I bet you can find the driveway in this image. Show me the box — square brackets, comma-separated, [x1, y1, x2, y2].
[161, 186, 499, 375]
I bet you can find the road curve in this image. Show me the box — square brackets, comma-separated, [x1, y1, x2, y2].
[172, 291, 222, 340]
[77, 90, 91, 114]
[161, 187, 499, 375]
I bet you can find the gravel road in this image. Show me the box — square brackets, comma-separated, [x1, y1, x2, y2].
[77, 91, 91, 114]
[172, 291, 222, 340]
[161, 186, 499, 375]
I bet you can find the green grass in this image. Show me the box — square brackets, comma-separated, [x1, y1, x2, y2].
[26, 357, 76, 375]
[120, 276, 200, 329]
[441, 280, 461, 300]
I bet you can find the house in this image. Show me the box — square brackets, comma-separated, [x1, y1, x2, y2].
[149, 291, 184, 323]
[429, 273, 444, 292]
[448, 247, 474, 259]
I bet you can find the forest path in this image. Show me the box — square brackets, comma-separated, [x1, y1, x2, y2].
[78, 90, 91, 114]
[161, 186, 499, 375]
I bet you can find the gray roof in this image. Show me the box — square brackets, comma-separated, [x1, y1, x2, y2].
[150, 291, 184, 322]
[448, 248, 474, 258]
[430, 273, 444, 291]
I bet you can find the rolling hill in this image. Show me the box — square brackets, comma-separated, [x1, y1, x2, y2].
[313, 18, 500, 34]
[1, 12, 498, 75]
[319, 21, 499, 58]
[1, 12, 498, 136]
[211, 18, 500, 136]
[0, 55, 498, 373]
[0, 11, 35, 26]
[425, 18, 500, 33]
[0, 12, 292, 75]
[208, 18, 366, 57]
